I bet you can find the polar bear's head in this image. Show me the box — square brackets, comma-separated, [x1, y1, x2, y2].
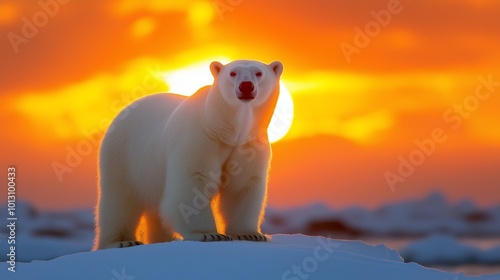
[209, 60, 283, 106]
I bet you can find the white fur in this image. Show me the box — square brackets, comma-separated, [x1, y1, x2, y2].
[95, 60, 283, 249]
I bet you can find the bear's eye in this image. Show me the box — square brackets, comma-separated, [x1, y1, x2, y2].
[230, 72, 236, 77]
[256, 72, 262, 77]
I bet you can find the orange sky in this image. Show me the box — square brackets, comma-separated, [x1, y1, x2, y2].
[1, 0, 499, 210]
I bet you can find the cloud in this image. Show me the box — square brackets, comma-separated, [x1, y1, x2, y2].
[0, 1, 207, 94]
[2, 0, 500, 95]
[2, 0, 500, 211]
[12, 57, 168, 141]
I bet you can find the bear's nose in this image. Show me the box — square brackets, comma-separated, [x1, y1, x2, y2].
[239, 81, 255, 96]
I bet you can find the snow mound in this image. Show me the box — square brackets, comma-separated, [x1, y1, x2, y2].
[401, 234, 500, 265]
[2, 234, 499, 280]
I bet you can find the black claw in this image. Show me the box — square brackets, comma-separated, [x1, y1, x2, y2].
[210, 234, 215, 241]
[129, 241, 133, 246]
[135, 241, 141, 245]
[237, 235, 241, 240]
[203, 234, 207, 241]
[119, 243, 123, 248]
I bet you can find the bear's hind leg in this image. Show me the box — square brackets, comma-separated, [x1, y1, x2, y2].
[94, 184, 144, 250]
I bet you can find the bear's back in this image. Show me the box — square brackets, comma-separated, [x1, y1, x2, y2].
[99, 93, 187, 205]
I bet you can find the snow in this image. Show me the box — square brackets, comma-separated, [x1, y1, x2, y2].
[2, 234, 499, 280]
[1, 194, 499, 278]
[1, 233, 92, 263]
[401, 234, 500, 265]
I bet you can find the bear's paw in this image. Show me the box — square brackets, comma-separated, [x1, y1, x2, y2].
[233, 233, 270, 242]
[104, 240, 143, 249]
[183, 233, 233, 242]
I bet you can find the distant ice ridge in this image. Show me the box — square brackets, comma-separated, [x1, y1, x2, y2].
[263, 192, 500, 237]
[400, 234, 500, 265]
[0, 200, 94, 262]
[1, 234, 499, 280]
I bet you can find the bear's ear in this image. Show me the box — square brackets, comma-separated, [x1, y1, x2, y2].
[210, 61, 224, 78]
[269, 61, 283, 78]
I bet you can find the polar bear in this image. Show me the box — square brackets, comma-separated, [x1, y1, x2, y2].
[94, 60, 283, 249]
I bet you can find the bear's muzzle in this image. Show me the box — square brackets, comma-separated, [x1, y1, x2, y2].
[237, 81, 256, 101]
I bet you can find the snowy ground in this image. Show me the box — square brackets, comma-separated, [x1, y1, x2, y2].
[1, 193, 499, 278]
[1, 234, 499, 280]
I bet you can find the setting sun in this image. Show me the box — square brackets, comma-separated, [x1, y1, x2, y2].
[162, 61, 294, 142]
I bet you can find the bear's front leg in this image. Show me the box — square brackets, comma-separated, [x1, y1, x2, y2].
[160, 163, 232, 242]
[219, 155, 271, 242]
